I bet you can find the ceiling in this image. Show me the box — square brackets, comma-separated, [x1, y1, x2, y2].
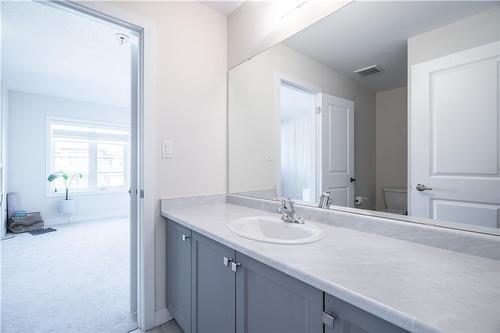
[284, 1, 499, 92]
[1, 1, 136, 107]
[202, 1, 245, 15]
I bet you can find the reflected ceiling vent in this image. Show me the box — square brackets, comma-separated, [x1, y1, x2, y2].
[354, 65, 383, 78]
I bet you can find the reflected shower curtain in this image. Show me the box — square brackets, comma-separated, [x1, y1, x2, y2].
[280, 116, 316, 201]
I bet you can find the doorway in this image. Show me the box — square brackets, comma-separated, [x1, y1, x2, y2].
[278, 79, 355, 207]
[1, 1, 142, 332]
[279, 82, 318, 202]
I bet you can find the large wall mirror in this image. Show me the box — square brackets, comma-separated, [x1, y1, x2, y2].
[228, 1, 500, 233]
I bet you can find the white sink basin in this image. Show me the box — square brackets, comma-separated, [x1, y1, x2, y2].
[228, 216, 323, 244]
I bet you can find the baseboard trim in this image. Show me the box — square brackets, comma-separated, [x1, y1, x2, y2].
[154, 308, 173, 327]
[44, 210, 129, 226]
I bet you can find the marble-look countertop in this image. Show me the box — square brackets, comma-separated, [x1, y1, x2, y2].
[161, 202, 500, 333]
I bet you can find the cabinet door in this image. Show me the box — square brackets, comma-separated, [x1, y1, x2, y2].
[192, 232, 236, 333]
[236, 252, 323, 333]
[166, 220, 192, 333]
[324, 294, 409, 333]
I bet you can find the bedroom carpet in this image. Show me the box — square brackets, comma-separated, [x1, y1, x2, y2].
[1, 218, 136, 333]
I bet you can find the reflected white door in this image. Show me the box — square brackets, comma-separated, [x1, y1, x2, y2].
[319, 93, 354, 207]
[410, 41, 500, 228]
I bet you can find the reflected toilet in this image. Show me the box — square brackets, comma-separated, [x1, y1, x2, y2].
[383, 188, 407, 215]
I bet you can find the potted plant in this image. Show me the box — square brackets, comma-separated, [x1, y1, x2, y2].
[47, 171, 83, 215]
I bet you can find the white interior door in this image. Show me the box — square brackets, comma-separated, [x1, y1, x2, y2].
[319, 93, 354, 207]
[410, 41, 500, 228]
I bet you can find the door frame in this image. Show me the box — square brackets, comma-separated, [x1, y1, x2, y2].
[0, 85, 7, 240]
[273, 72, 321, 203]
[47, 1, 153, 330]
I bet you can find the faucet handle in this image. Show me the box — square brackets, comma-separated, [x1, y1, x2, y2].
[318, 191, 333, 209]
[279, 197, 294, 210]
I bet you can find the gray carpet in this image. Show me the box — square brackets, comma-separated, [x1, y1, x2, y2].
[1, 218, 137, 333]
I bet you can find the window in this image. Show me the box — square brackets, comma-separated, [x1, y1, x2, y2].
[97, 143, 126, 188]
[48, 118, 130, 194]
[54, 140, 89, 189]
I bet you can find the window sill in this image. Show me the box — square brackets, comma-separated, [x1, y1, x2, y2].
[46, 188, 128, 198]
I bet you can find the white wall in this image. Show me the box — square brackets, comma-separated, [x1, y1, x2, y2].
[78, 1, 228, 324]
[375, 87, 407, 211]
[408, 6, 500, 67]
[227, 1, 351, 68]
[7, 91, 130, 224]
[229, 43, 376, 206]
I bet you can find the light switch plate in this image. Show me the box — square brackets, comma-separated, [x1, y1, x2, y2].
[264, 147, 273, 161]
[161, 140, 174, 159]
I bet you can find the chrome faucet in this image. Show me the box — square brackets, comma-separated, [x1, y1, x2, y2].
[277, 198, 305, 224]
[318, 191, 333, 209]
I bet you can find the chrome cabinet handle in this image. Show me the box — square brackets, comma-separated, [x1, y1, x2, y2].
[223, 257, 233, 267]
[231, 261, 241, 272]
[416, 184, 432, 192]
[322, 312, 337, 329]
[182, 234, 190, 242]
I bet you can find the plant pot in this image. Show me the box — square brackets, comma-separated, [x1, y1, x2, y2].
[58, 199, 76, 215]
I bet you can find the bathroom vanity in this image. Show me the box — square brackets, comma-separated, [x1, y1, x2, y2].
[162, 196, 500, 333]
[166, 219, 405, 333]
[163, 4, 500, 332]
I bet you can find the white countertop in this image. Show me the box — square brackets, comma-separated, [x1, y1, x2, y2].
[161, 202, 500, 333]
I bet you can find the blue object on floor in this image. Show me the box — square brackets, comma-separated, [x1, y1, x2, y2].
[12, 210, 28, 218]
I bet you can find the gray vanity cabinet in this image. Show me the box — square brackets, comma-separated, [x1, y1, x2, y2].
[166, 220, 192, 333]
[166, 220, 409, 333]
[235, 253, 323, 333]
[191, 231, 236, 333]
[324, 294, 409, 333]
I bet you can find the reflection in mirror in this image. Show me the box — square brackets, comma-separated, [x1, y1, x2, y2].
[280, 82, 318, 203]
[228, 1, 500, 232]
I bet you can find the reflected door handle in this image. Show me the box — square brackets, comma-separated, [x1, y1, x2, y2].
[416, 184, 432, 192]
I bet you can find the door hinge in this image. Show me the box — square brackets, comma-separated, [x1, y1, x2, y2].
[315, 106, 321, 114]
[322, 312, 336, 329]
